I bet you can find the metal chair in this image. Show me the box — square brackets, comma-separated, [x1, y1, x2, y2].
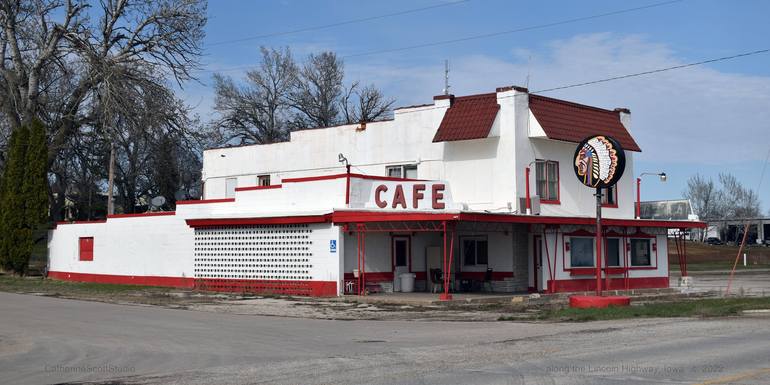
[430, 268, 444, 293]
[483, 268, 493, 292]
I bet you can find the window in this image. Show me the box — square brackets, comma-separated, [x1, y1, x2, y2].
[535, 160, 559, 203]
[386, 164, 418, 179]
[462, 237, 489, 266]
[630, 239, 652, 266]
[570, 237, 594, 267]
[605, 238, 621, 266]
[225, 177, 237, 198]
[258, 175, 271, 186]
[601, 185, 618, 207]
[79, 237, 94, 261]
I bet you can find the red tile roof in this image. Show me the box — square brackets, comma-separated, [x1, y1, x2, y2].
[432, 93, 500, 142]
[529, 94, 641, 152]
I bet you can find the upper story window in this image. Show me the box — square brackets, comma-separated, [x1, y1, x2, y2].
[386, 164, 418, 179]
[225, 177, 237, 198]
[535, 160, 559, 203]
[258, 175, 271, 186]
[601, 185, 618, 207]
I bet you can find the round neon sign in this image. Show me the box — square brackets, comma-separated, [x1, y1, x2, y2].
[573, 135, 626, 188]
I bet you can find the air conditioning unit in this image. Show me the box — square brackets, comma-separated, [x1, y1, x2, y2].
[519, 196, 541, 215]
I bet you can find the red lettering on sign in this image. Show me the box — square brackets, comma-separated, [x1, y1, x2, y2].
[392, 185, 407, 209]
[432, 184, 445, 209]
[374, 185, 388, 208]
[412, 184, 425, 209]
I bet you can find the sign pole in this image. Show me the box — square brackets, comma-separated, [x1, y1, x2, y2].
[595, 188, 603, 296]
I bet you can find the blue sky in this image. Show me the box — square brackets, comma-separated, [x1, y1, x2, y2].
[181, 0, 770, 212]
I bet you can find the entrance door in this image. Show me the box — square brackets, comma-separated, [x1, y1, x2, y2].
[392, 236, 410, 291]
[532, 235, 542, 292]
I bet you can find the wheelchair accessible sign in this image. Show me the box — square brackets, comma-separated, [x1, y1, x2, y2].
[330, 240, 337, 253]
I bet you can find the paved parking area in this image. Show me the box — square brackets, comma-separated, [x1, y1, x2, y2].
[2, 292, 770, 385]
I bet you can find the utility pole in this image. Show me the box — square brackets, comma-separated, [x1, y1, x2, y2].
[107, 142, 115, 215]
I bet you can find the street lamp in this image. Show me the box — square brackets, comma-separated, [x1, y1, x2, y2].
[636, 172, 667, 218]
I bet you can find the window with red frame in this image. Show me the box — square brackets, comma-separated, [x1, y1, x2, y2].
[601, 185, 618, 207]
[535, 160, 559, 203]
[79, 237, 94, 261]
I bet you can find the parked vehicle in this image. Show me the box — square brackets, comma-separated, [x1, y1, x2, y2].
[705, 237, 724, 245]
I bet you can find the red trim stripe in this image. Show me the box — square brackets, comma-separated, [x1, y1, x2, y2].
[331, 210, 705, 229]
[547, 277, 668, 292]
[48, 271, 337, 297]
[48, 271, 194, 288]
[176, 198, 235, 205]
[234, 184, 283, 192]
[186, 214, 332, 227]
[107, 212, 176, 219]
[282, 173, 424, 184]
[56, 220, 107, 226]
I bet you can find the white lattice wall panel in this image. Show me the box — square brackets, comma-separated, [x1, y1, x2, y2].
[194, 224, 314, 280]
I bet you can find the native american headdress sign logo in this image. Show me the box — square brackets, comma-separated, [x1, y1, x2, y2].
[573, 135, 626, 188]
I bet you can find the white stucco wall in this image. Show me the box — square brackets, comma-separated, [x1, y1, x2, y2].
[202, 88, 638, 220]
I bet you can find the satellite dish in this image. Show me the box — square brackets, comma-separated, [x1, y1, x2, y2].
[174, 190, 187, 201]
[150, 196, 166, 208]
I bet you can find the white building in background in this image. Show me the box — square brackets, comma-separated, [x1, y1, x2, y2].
[48, 86, 704, 297]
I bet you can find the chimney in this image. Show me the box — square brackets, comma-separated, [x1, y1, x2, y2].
[433, 94, 454, 108]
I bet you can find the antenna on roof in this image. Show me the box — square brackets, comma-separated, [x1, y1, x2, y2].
[443, 59, 450, 95]
[525, 55, 532, 88]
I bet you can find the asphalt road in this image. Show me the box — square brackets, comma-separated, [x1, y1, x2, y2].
[1, 292, 769, 385]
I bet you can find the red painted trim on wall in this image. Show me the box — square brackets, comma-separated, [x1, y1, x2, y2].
[176, 198, 235, 205]
[344, 272, 394, 282]
[56, 220, 107, 226]
[547, 277, 668, 292]
[48, 271, 195, 288]
[457, 271, 514, 280]
[282, 173, 424, 184]
[234, 184, 283, 192]
[107, 212, 176, 219]
[48, 271, 338, 297]
[331, 210, 705, 228]
[186, 214, 332, 227]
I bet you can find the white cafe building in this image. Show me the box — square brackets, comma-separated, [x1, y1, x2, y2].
[48, 86, 704, 297]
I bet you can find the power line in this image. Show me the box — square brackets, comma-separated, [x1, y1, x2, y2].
[207, 0, 471, 47]
[534, 48, 770, 93]
[342, 0, 683, 58]
[198, 0, 682, 74]
[383, 47, 770, 116]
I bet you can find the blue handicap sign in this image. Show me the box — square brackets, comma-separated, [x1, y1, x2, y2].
[330, 240, 337, 253]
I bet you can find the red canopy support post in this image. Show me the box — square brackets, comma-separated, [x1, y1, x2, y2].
[682, 230, 688, 277]
[361, 225, 366, 295]
[440, 220, 453, 301]
[356, 225, 361, 295]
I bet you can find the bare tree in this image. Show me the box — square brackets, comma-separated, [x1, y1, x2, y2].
[341, 81, 394, 124]
[0, 0, 206, 220]
[211, 47, 394, 146]
[718, 173, 760, 218]
[212, 47, 297, 145]
[290, 51, 343, 128]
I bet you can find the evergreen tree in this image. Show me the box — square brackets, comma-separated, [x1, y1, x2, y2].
[24, 119, 50, 228]
[0, 125, 30, 274]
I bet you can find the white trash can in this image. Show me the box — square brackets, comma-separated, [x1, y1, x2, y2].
[400, 273, 416, 293]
